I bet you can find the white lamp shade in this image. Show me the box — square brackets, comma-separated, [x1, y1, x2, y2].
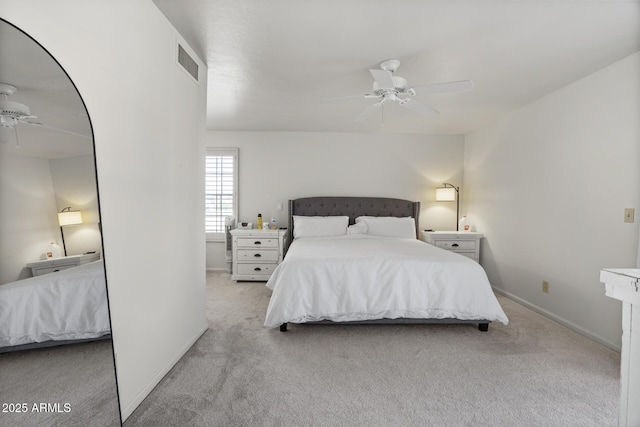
[58, 210, 83, 226]
[436, 187, 456, 202]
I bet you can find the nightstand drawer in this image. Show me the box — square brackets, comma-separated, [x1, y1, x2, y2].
[434, 240, 477, 251]
[33, 265, 76, 276]
[236, 249, 279, 262]
[236, 238, 279, 248]
[237, 263, 277, 276]
[456, 252, 477, 261]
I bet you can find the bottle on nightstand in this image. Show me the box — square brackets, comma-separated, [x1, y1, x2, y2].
[45, 242, 62, 259]
[459, 216, 469, 231]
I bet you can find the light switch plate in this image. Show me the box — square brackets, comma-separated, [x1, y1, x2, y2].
[624, 208, 635, 223]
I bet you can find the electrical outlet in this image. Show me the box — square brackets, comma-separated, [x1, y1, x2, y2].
[542, 280, 549, 293]
[624, 208, 635, 223]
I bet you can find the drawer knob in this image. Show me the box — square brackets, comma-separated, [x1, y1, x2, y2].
[452, 243, 459, 247]
[254, 241, 262, 245]
[254, 267, 262, 271]
[254, 254, 262, 258]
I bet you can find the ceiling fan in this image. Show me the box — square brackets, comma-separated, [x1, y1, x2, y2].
[341, 59, 474, 123]
[0, 82, 90, 145]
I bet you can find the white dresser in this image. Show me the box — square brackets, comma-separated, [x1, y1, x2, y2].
[600, 268, 640, 427]
[420, 231, 482, 262]
[26, 252, 101, 277]
[230, 228, 287, 281]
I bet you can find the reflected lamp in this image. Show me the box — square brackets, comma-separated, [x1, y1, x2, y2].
[435, 183, 460, 231]
[58, 207, 83, 256]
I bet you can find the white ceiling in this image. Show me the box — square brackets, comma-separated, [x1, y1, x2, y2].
[0, 20, 93, 159]
[154, 0, 640, 135]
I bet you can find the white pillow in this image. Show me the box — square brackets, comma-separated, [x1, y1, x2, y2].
[347, 222, 368, 235]
[355, 216, 416, 239]
[293, 215, 349, 239]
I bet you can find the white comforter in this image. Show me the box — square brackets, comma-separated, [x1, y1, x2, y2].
[0, 260, 110, 348]
[264, 235, 508, 328]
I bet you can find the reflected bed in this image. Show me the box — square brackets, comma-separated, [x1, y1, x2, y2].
[0, 260, 110, 353]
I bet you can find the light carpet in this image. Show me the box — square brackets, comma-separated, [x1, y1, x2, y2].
[125, 271, 620, 426]
[0, 339, 120, 426]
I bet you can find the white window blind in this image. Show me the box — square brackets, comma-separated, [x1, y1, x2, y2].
[205, 148, 238, 235]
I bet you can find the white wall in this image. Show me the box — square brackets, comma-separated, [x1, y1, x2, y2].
[0, 0, 208, 420]
[464, 52, 640, 350]
[49, 154, 101, 256]
[206, 131, 465, 269]
[0, 152, 61, 284]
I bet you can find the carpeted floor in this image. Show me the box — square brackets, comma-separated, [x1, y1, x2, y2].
[124, 271, 621, 426]
[0, 339, 121, 426]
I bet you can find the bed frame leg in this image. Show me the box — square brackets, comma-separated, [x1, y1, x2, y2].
[478, 323, 489, 332]
[279, 323, 288, 332]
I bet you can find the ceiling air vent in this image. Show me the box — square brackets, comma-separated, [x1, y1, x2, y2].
[177, 44, 199, 82]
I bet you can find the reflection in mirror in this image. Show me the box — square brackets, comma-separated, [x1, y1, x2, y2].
[0, 19, 121, 425]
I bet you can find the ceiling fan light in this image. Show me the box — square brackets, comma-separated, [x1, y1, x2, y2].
[0, 115, 17, 128]
[391, 76, 407, 91]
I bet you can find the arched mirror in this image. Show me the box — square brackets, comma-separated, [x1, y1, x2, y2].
[0, 19, 120, 425]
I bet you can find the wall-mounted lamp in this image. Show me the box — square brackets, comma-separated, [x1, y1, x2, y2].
[58, 207, 83, 256]
[435, 183, 460, 231]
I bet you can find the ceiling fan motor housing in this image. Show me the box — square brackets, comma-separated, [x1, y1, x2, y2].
[373, 76, 409, 96]
[1, 101, 31, 119]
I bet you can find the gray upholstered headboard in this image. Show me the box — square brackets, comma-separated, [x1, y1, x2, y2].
[287, 197, 420, 252]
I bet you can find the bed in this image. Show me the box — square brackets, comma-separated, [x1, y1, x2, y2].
[264, 196, 508, 331]
[0, 260, 111, 353]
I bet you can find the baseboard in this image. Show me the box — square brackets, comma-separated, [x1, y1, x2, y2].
[121, 325, 208, 421]
[493, 287, 621, 352]
[206, 267, 229, 272]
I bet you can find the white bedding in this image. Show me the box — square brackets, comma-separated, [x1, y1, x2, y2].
[264, 235, 508, 328]
[0, 260, 110, 349]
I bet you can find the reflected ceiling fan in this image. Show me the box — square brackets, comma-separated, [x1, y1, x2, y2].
[339, 59, 474, 123]
[0, 82, 90, 145]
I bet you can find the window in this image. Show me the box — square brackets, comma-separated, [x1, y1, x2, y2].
[205, 148, 238, 239]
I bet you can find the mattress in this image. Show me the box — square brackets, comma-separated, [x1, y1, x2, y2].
[264, 235, 508, 328]
[0, 260, 110, 349]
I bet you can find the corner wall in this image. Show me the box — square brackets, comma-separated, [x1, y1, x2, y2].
[0, 0, 208, 420]
[0, 152, 60, 283]
[464, 52, 640, 350]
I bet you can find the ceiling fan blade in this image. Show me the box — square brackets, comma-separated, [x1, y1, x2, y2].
[399, 99, 438, 118]
[23, 121, 91, 139]
[324, 93, 379, 101]
[353, 102, 382, 123]
[369, 69, 395, 90]
[411, 80, 474, 95]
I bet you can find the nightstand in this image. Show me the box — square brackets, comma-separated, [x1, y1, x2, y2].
[27, 252, 101, 277]
[230, 228, 287, 281]
[421, 231, 483, 262]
